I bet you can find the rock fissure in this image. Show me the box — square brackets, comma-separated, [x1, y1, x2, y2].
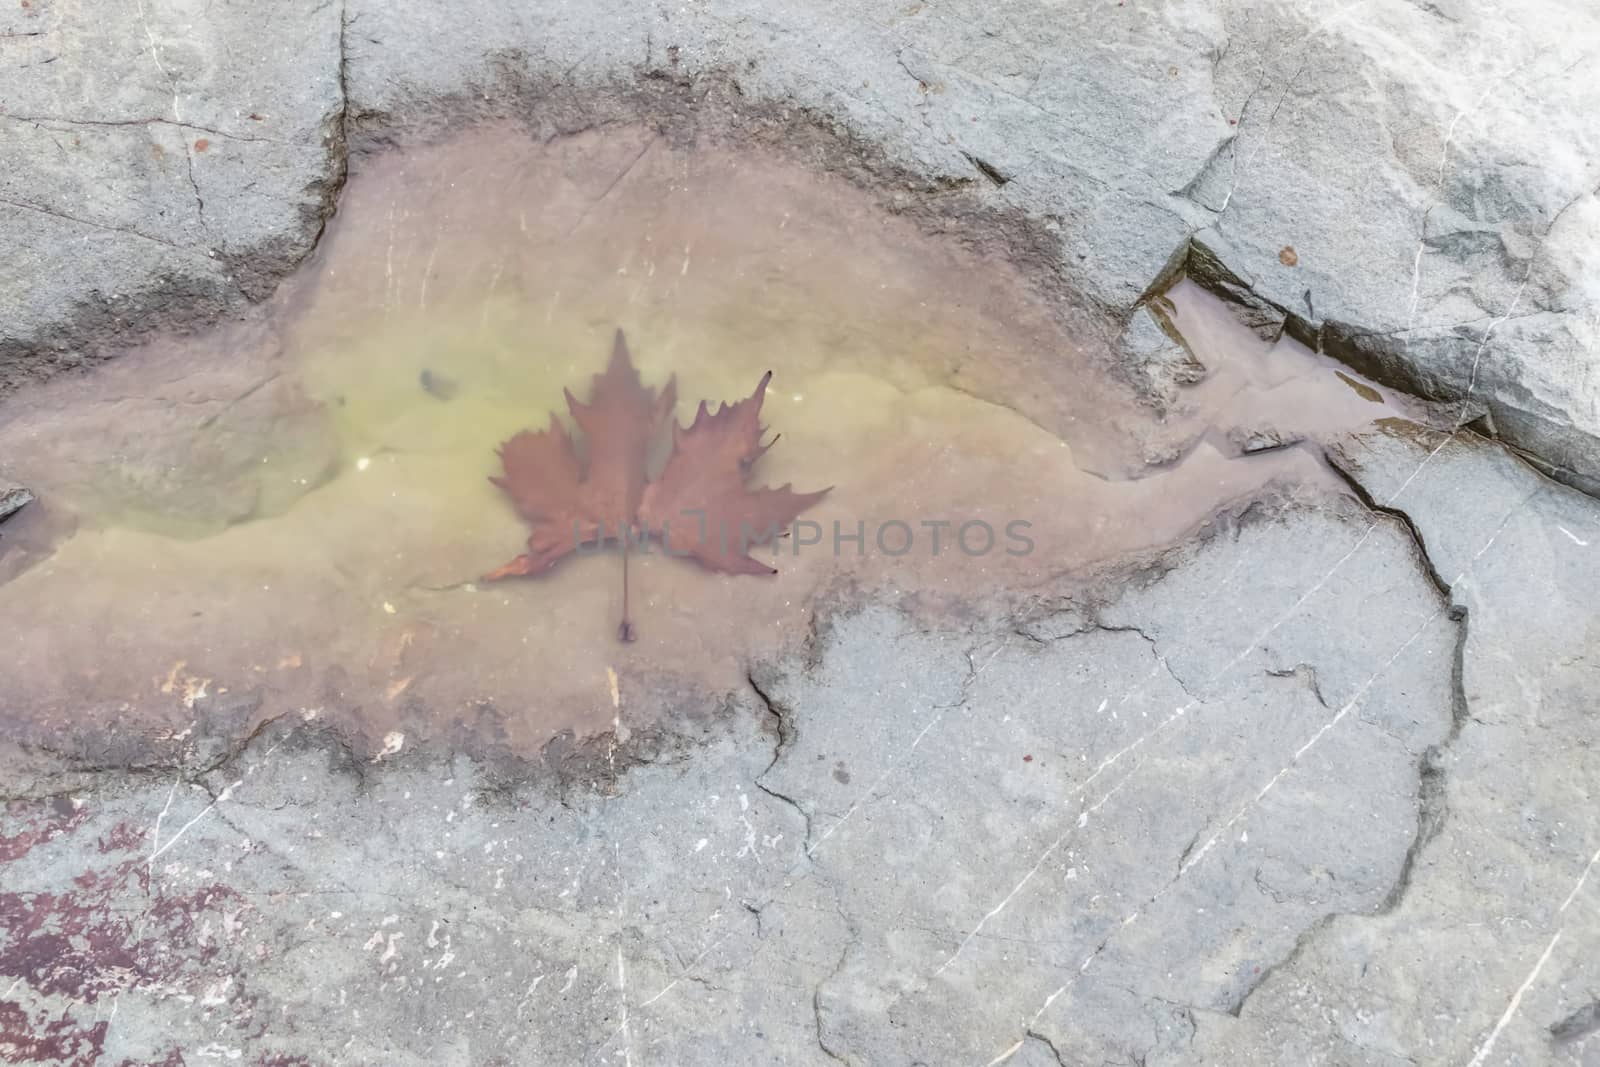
[0, 113, 303, 145]
[1226, 910, 1336, 1018]
[1264, 663, 1329, 709]
[182, 148, 207, 236]
[1370, 593, 1475, 921]
[1023, 1029, 1070, 1066]
[0, 194, 200, 256]
[1325, 452, 1453, 599]
[1215, 56, 1309, 219]
[813, 937, 854, 1065]
[747, 670, 816, 849]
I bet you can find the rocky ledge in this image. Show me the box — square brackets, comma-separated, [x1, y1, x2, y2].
[2, 2, 1599, 1066]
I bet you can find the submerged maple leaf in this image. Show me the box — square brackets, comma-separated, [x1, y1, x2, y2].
[485, 331, 676, 580]
[639, 372, 829, 575]
[486, 329, 828, 640]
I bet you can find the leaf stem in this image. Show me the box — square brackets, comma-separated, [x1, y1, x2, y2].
[618, 525, 636, 643]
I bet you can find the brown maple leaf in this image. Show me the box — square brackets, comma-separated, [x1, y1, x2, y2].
[639, 372, 829, 576]
[486, 330, 827, 641]
[485, 330, 676, 581]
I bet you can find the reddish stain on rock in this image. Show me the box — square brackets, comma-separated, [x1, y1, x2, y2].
[0, 798, 87, 862]
[0, 1000, 107, 1066]
[0, 797, 270, 1059]
[1, 879, 246, 1001]
[98, 820, 145, 854]
[194, 138, 210, 152]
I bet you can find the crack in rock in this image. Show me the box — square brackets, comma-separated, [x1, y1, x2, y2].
[1326, 446, 1454, 598]
[0, 112, 302, 145]
[1023, 1029, 1070, 1066]
[1264, 662, 1330, 708]
[747, 669, 816, 849]
[1223, 488, 1473, 1021]
[814, 934, 854, 1065]
[1372, 592, 1471, 919]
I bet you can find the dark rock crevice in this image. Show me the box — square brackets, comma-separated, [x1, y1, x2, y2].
[222, 2, 353, 302]
[747, 668, 817, 849]
[1225, 488, 1473, 1022]
[962, 151, 1011, 187]
[1083, 619, 1203, 702]
[1264, 662, 1329, 708]
[1178, 226, 1600, 500]
[321, 1, 353, 235]
[1323, 454, 1453, 599]
[813, 931, 855, 1065]
[1373, 590, 1472, 916]
[1225, 910, 1333, 1018]
[1023, 1029, 1070, 1066]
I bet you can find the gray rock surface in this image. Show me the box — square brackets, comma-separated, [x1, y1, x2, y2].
[4, 2, 1600, 1065]
[1198, 422, 1600, 1067]
[3, 490, 1495, 1064]
[0, 0, 344, 383]
[1191, 2, 1600, 494]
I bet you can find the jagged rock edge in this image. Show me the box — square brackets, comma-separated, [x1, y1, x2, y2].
[1176, 235, 1598, 501]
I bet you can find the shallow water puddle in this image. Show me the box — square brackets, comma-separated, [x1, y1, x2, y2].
[0, 126, 1419, 759]
[1151, 277, 1408, 456]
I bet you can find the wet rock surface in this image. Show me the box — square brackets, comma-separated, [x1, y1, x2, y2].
[0, 129, 1397, 775]
[3, 1, 1600, 1065]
